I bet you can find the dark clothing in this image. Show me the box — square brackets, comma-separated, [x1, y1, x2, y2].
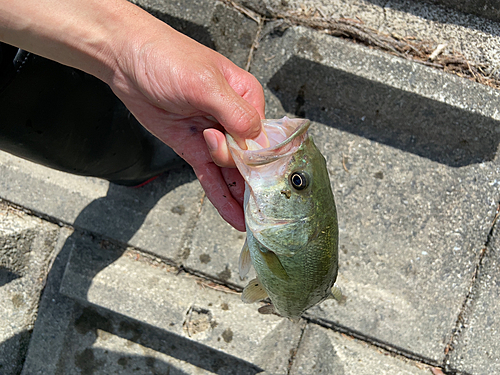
[0, 42, 182, 186]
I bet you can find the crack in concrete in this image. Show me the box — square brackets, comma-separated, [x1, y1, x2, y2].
[303, 313, 442, 369]
[442, 200, 500, 374]
[286, 320, 307, 375]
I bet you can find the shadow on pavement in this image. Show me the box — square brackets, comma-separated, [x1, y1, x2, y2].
[20, 165, 262, 373]
[55, 304, 262, 375]
[0, 267, 20, 287]
[362, 0, 500, 33]
[268, 56, 500, 167]
[0, 329, 32, 375]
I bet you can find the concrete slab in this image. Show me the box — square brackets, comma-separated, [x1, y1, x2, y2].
[0, 151, 204, 262]
[249, 25, 500, 362]
[183, 197, 256, 289]
[239, 0, 500, 79]
[0, 202, 67, 375]
[20, 226, 76, 375]
[58, 236, 303, 374]
[446, 224, 500, 374]
[131, 0, 260, 69]
[290, 324, 431, 374]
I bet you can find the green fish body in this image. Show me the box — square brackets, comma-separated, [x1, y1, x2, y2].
[226, 117, 340, 321]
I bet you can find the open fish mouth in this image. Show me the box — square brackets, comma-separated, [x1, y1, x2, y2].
[226, 117, 310, 166]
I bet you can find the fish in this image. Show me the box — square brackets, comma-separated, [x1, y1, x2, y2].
[226, 116, 341, 321]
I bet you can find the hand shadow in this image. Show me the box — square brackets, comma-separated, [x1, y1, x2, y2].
[65, 167, 196, 291]
[32, 169, 262, 375]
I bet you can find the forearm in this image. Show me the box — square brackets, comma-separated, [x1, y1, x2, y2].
[0, 0, 164, 83]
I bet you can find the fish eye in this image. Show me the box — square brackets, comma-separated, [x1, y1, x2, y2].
[290, 172, 309, 190]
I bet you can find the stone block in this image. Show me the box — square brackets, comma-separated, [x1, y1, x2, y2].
[0, 203, 66, 375]
[290, 324, 431, 375]
[58, 235, 303, 374]
[250, 25, 500, 361]
[446, 224, 500, 373]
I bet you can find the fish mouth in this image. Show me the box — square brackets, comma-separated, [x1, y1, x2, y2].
[226, 117, 310, 166]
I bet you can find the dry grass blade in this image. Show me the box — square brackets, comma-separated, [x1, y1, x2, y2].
[225, 0, 261, 23]
[429, 43, 447, 61]
[196, 279, 241, 294]
[284, 15, 401, 55]
[227, 1, 500, 90]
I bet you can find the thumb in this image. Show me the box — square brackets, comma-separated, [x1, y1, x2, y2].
[201, 71, 269, 149]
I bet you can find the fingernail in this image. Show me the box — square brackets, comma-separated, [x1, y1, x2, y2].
[203, 130, 218, 151]
[253, 130, 270, 148]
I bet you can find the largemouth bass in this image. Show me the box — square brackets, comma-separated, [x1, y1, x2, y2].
[226, 116, 341, 321]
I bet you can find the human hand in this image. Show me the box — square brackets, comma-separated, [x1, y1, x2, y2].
[107, 16, 267, 231]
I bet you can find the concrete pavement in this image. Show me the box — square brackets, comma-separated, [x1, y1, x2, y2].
[1, 0, 499, 374]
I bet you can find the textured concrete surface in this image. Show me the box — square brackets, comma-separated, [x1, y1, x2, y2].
[1, 0, 499, 374]
[251, 24, 500, 362]
[446, 224, 500, 374]
[239, 0, 500, 79]
[0, 203, 66, 375]
[290, 324, 431, 375]
[417, 0, 500, 22]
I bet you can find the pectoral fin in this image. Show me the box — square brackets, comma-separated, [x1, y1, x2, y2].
[238, 239, 251, 279]
[242, 278, 268, 303]
[258, 247, 289, 281]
